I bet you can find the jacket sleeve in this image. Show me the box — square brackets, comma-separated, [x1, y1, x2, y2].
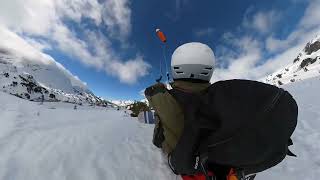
[152, 113, 164, 148]
[145, 83, 184, 154]
[145, 83, 166, 148]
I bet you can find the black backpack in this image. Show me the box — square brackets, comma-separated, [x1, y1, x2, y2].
[168, 79, 298, 177]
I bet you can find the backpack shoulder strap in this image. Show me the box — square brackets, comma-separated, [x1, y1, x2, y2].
[168, 87, 217, 175]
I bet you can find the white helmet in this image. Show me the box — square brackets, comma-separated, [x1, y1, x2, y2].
[171, 42, 215, 82]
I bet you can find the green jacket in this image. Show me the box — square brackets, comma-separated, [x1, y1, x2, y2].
[145, 80, 210, 154]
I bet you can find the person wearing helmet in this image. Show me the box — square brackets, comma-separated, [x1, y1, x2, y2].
[145, 41, 297, 180]
[145, 42, 216, 180]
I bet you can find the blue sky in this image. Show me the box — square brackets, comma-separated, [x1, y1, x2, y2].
[0, 0, 319, 100]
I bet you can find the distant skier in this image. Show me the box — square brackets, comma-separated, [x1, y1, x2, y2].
[40, 94, 44, 105]
[145, 42, 298, 180]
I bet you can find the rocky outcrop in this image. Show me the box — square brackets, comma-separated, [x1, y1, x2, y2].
[304, 41, 320, 55]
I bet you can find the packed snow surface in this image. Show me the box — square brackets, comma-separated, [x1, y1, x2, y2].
[258, 77, 320, 180]
[0, 77, 319, 180]
[0, 92, 176, 180]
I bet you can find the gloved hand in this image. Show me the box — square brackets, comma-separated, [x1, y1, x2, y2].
[144, 83, 166, 97]
[152, 114, 165, 148]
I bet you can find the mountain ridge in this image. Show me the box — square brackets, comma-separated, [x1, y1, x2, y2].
[263, 35, 320, 85]
[0, 48, 109, 106]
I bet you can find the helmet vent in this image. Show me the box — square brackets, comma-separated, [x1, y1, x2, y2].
[176, 71, 184, 74]
[200, 72, 209, 75]
[204, 67, 213, 70]
[190, 74, 194, 78]
[173, 67, 180, 69]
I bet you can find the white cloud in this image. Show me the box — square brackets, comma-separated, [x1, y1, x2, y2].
[211, 0, 320, 83]
[266, 36, 291, 53]
[24, 37, 52, 51]
[194, 27, 215, 37]
[55, 0, 103, 25]
[211, 35, 307, 82]
[298, 0, 320, 29]
[243, 9, 281, 34]
[263, 29, 319, 78]
[108, 56, 150, 84]
[52, 23, 103, 68]
[0, 0, 149, 84]
[211, 36, 262, 82]
[0, 0, 56, 35]
[102, 0, 132, 40]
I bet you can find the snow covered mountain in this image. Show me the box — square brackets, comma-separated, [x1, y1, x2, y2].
[110, 100, 135, 107]
[0, 48, 108, 106]
[263, 35, 320, 86]
[110, 99, 150, 108]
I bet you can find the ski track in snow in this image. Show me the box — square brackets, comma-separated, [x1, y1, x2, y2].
[0, 92, 177, 180]
[0, 77, 320, 180]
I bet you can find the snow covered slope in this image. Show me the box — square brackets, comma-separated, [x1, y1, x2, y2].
[0, 49, 108, 106]
[0, 92, 176, 180]
[258, 76, 320, 180]
[263, 35, 320, 86]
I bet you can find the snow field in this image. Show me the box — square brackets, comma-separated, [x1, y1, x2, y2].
[259, 77, 320, 180]
[0, 92, 176, 180]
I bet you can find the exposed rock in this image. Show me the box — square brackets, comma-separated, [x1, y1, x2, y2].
[300, 58, 318, 69]
[304, 41, 320, 55]
[24, 93, 30, 99]
[12, 93, 23, 99]
[4, 72, 9, 78]
[49, 93, 56, 99]
[293, 56, 300, 63]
